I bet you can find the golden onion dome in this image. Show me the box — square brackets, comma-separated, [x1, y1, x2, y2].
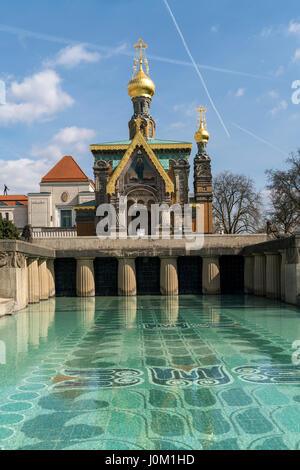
[128, 62, 155, 99]
[195, 105, 210, 143]
[194, 123, 210, 143]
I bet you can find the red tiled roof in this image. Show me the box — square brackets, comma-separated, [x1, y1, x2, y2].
[0, 195, 28, 206]
[41, 156, 91, 183]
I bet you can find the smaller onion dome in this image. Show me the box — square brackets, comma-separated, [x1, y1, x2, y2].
[194, 105, 210, 143]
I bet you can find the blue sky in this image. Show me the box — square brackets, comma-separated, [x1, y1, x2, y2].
[0, 0, 300, 194]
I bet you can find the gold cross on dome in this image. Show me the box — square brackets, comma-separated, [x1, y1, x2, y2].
[134, 38, 148, 60]
[197, 105, 207, 128]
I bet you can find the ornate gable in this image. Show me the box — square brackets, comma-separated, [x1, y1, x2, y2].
[106, 129, 174, 195]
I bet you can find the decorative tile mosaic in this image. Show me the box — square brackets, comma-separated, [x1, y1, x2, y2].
[0, 295, 300, 450]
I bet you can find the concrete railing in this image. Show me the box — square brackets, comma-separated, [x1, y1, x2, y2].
[32, 228, 77, 238]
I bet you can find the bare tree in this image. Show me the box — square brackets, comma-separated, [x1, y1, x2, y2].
[266, 151, 300, 234]
[213, 171, 262, 234]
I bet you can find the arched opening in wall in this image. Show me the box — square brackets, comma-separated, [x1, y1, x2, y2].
[136, 257, 160, 295]
[178, 256, 202, 294]
[54, 258, 76, 296]
[94, 257, 118, 296]
[220, 256, 244, 294]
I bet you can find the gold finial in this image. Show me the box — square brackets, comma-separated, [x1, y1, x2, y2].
[197, 105, 207, 129]
[128, 38, 155, 99]
[134, 38, 148, 64]
[195, 105, 210, 143]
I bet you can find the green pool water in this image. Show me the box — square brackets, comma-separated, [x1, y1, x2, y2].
[0, 295, 300, 450]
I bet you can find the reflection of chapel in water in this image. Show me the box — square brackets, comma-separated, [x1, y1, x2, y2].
[75, 39, 213, 235]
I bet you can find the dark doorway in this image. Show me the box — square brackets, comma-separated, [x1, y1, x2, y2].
[136, 257, 160, 295]
[54, 258, 76, 296]
[178, 256, 202, 294]
[94, 257, 118, 296]
[220, 256, 244, 294]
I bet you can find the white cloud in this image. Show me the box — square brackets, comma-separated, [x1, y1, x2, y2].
[53, 126, 96, 144]
[0, 126, 97, 193]
[0, 69, 74, 125]
[288, 20, 300, 37]
[292, 48, 300, 62]
[46, 44, 101, 69]
[269, 100, 288, 116]
[235, 88, 245, 98]
[44, 43, 127, 69]
[0, 158, 50, 193]
[30, 126, 96, 160]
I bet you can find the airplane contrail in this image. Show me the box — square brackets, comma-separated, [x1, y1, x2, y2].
[0, 23, 270, 80]
[231, 122, 289, 157]
[162, 0, 230, 138]
[147, 54, 270, 80]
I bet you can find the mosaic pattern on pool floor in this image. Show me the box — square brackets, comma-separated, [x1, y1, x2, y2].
[1, 295, 300, 450]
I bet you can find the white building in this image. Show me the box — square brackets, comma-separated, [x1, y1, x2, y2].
[0, 195, 28, 229]
[1, 156, 94, 230]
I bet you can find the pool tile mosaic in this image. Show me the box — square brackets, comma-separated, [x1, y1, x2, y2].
[0, 295, 300, 450]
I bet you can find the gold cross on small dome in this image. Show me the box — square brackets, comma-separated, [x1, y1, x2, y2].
[197, 105, 207, 129]
[133, 38, 149, 74]
[134, 38, 148, 58]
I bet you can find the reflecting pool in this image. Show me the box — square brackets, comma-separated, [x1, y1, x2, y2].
[0, 295, 300, 450]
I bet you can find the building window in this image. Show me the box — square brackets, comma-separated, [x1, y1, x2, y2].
[60, 210, 72, 228]
[5, 213, 9, 221]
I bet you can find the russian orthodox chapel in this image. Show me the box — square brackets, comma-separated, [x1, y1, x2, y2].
[75, 39, 213, 235]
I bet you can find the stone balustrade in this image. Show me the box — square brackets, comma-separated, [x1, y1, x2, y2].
[32, 228, 77, 238]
